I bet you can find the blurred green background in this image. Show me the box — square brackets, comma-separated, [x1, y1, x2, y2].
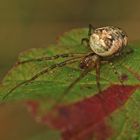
[0, 0, 140, 139]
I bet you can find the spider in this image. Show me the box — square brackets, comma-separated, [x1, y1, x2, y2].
[3, 24, 133, 101]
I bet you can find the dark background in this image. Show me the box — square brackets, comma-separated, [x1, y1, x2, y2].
[0, 0, 140, 139]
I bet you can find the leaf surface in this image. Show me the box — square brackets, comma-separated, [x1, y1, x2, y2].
[0, 28, 140, 140]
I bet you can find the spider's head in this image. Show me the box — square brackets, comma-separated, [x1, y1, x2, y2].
[79, 53, 100, 70]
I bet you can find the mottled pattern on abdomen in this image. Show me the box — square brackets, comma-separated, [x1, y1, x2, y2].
[89, 26, 128, 57]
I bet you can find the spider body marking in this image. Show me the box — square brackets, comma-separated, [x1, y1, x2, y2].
[89, 26, 128, 57]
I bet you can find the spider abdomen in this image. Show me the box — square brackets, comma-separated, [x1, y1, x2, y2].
[89, 26, 128, 57]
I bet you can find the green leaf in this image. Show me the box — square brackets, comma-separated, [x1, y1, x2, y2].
[27, 128, 61, 140]
[0, 28, 140, 139]
[0, 28, 139, 103]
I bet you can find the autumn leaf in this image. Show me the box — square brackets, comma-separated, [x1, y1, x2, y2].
[0, 28, 140, 140]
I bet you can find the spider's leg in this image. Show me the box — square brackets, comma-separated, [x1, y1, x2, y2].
[88, 24, 96, 36]
[109, 62, 124, 85]
[3, 56, 83, 101]
[95, 60, 101, 92]
[121, 47, 133, 56]
[95, 60, 115, 117]
[122, 65, 140, 107]
[52, 68, 91, 108]
[114, 46, 133, 57]
[17, 53, 85, 65]
[81, 38, 89, 45]
[80, 24, 95, 49]
[63, 69, 90, 95]
[109, 62, 139, 117]
[81, 38, 91, 50]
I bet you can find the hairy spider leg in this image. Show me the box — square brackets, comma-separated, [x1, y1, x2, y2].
[52, 68, 92, 109]
[95, 59, 132, 120]
[121, 62, 140, 111]
[54, 58, 114, 118]
[81, 38, 89, 46]
[113, 46, 133, 58]
[109, 62, 124, 85]
[105, 52, 139, 118]
[81, 24, 96, 49]
[88, 24, 96, 36]
[52, 54, 102, 108]
[17, 53, 86, 65]
[95, 60, 113, 117]
[109, 62, 139, 118]
[123, 47, 133, 55]
[95, 59, 101, 92]
[64, 58, 102, 94]
[3, 56, 84, 101]
[104, 61, 132, 114]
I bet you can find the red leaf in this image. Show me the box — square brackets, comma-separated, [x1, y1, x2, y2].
[27, 85, 139, 140]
